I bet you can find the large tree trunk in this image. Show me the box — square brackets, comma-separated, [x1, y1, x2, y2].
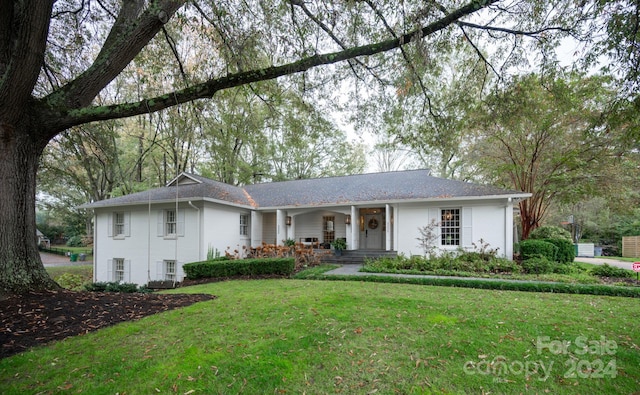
[0, 123, 59, 296]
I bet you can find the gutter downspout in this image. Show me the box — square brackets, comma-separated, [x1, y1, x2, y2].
[188, 201, 201, 261]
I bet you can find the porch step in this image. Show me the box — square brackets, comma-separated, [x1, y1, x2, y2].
[320, 249, 397, 265]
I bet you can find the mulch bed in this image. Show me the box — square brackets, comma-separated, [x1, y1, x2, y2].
[0, 290, 215, 359]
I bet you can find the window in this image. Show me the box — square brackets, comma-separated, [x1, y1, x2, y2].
[441, 208, 461, 246]
[113, 212, 125, 236]
[164, 260, 176, 281]
[114, 258, 125, 282]
[165, 209, 177, 236]
[240, 214, 249, 236]
[109, 211, 129, 238]
[157, 209, 184, 238]
[323, 216, 335, 244]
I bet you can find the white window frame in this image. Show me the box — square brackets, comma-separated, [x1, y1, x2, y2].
[114, 212, 125, 237]
[108, 211, 130, 239]
[157, 209, 184, 239]
[164, 260, 176, 281]
[441, 208, 461, 247]
[165, 209, 177, 236]
[240, 214, 249, 236]
[114, 258, 125, 282]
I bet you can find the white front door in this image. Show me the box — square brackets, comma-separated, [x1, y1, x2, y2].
[361, 213, 383, 249]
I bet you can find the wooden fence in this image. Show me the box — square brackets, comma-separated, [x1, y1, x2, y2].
[622, 236, 640, 258]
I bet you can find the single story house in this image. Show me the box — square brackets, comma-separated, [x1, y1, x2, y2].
[80, 169, 530, 286]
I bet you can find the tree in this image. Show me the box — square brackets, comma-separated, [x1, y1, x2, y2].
[0, 0, 603, 294]
[386, 47, 490, 179]
[472, 72, 621, 239]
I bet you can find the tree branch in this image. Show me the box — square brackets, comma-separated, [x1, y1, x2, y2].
[47, 0, 185, 109]
[0, 0, 54, 120]
[457, 21, 572, 37]
[57, 0, 499, 130]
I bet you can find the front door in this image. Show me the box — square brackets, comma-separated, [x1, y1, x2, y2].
[361, 213, 383, 249]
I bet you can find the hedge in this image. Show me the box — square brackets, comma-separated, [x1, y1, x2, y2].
[294, 268, 640, 298]
[542, 238, 575, 263]
[183, 257, 295, 279]
[519, 239, 558, 261]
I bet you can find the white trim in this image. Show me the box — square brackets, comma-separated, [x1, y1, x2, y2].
[167, 173, 203, 187]
[80, 193, 531, 211]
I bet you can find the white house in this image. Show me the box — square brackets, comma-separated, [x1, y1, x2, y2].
[81, 170, 531, 286]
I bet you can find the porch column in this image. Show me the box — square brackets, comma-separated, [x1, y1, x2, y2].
[251, 211, 263, 248]
[276, 209, 286, 246]
[288, 215, 295, 241]
[385, 204, 392, 251]
[350, 205, 358, 250]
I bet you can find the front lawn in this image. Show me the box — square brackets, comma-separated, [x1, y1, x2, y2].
[1, 280, 639, 394]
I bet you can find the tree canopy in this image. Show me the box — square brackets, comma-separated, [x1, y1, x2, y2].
[1, 0, 637, 295]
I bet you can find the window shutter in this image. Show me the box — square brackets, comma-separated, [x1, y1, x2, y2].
[462, 207, 473, 247]
[177, 210, 185, 237]
[156, 261, 164, 281]
[107, 214, 113, 237]
[157, 211, 164, 237]
[428, 208, 441, 242]
[124, 260, 131, 282]
[107, 259, 113, 281]
[124, 212, 131, 237]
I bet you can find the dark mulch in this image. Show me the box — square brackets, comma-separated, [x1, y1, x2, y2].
[0, 290, 215, 359]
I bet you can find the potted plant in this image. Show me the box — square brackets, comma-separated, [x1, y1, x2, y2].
[331, 238, 347, 256]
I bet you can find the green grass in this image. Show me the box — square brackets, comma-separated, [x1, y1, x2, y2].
[598, 256, 640, 263]
[1, 280, 639, 394]
[45, 264, 93, 279]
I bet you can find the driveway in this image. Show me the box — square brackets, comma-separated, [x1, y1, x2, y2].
[574, 257, 637, 271]
[40, 252, 92, 267]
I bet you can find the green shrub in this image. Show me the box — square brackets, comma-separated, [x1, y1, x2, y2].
[519, 239, 558, 261]
[183, 257, 295, 279]
[85, 281, 144, 293]
[55, 273, 87, 291]
[529, 226, 572, 242]
[542, 238, 575, 263]
[590, 264, 633, 278]
[363, 253, 522, 274]
[66, 235, 85, 247]
[521, 255, 554, 274]
[553, 263, 579, 275]
[313, 273, 640, 298]
[487, 257, 522, 274]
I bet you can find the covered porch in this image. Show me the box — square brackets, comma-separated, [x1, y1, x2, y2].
[251, 205, 396, 252]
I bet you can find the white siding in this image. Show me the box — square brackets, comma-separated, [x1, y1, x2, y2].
[201, 202, 251, 257]
[396, 200, 510, 258]
[262, 213, 277, 244]
[94, 202, 201, 286]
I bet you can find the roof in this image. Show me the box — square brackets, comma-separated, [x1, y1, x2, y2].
[79, 173, 252, 209]
[80, 169, 530, 210]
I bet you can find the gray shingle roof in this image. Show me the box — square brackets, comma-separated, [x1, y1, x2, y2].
[79, 174, 252, 209]
[80, 169, 529, 209]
